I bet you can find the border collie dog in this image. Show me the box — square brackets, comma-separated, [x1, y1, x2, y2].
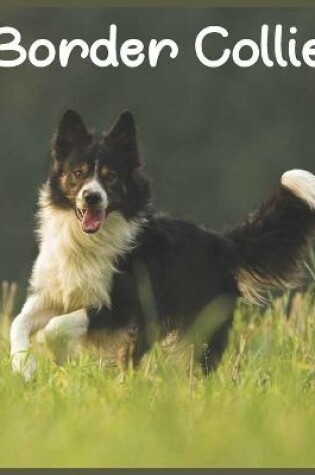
[10, 110, 315, 380]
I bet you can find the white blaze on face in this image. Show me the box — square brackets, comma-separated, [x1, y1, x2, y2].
[76, 170, 109, 234]
[76, 178, 108, 210]
[77, 159, 108, 209]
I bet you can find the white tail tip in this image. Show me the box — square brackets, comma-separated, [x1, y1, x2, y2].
[281, 169, 315, 209]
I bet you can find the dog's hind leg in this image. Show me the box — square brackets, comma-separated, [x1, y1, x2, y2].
[43, 309, 89, 364]
[178, 295, 235, 375]
[199, 318, 233, 375]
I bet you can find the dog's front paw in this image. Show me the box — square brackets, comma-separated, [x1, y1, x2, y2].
[11, 351, 37, 381]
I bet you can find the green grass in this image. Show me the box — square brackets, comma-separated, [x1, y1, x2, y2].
[1, 286, 315, 468]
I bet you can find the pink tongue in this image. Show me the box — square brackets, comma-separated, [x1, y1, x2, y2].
[82, 209, 106, 233]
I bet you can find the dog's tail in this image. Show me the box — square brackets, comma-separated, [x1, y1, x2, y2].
[226, 170, 315, 303]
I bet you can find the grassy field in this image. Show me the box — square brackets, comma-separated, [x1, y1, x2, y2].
[1, 283, 315, 468]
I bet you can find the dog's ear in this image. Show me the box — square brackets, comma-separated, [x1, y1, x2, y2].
[105, 111, 140, 167]
[52, 110, 91, 161]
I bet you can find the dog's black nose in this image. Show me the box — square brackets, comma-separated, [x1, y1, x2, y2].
[83, 191, 102, 206]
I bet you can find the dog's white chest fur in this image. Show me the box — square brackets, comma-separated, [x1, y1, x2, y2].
[30, 192, 142, 313]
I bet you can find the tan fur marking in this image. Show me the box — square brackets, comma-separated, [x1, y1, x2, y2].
[77, 163, 88, 174]
[100, 165, 110, 177]
[60, 174, 68, 188]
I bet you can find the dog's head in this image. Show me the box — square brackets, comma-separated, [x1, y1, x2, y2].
[47, 110, 151, 234]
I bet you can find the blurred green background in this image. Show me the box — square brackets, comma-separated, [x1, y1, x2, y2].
[1, 7, 315, 293]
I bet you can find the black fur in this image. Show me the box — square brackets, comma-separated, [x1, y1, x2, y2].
[49, 110, 315, 374]
[227, 187, 315, 301]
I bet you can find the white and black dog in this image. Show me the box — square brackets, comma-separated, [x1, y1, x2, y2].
[10, 109, 315, 380]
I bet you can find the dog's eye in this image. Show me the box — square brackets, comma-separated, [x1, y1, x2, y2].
[73, 170, 83, 179]
[106, 171, 117, 184]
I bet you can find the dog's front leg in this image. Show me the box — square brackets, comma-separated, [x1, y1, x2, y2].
[10, 295, 54, 380]
[43, 309, 89, 364]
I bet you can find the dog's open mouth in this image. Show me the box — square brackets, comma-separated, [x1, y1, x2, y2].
[76, 208, 106, 234]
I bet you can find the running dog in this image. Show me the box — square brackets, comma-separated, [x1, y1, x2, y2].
[10, 110, 315, 380]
